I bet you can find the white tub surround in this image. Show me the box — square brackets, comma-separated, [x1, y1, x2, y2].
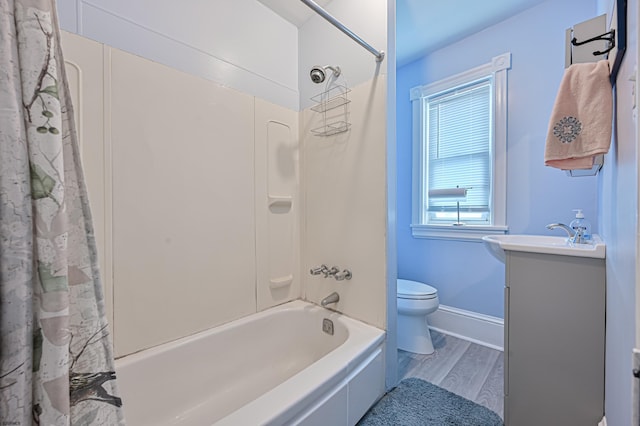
[116, 301, 385, 425]
[61, 32, 302, 357]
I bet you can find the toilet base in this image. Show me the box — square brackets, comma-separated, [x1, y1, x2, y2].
[397, 314, 434, 354]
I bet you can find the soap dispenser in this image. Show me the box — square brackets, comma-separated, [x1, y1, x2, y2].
[570, 209, 591, 241]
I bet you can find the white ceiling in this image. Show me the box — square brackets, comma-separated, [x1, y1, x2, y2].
[259, 0, 548, 66]
[257, 0, 334, 27]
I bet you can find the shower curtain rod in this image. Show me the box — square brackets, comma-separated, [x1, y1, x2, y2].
[299, 0, 385, 62]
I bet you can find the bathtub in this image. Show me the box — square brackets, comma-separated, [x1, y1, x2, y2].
[115, 300, 386, 425]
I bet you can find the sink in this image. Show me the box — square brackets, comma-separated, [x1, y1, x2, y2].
[482, 234, 605, 263]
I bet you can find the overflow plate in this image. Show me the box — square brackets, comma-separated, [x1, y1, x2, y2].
[322, 318, 334, 335]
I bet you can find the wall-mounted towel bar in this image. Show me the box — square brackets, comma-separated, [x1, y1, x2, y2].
[571, 29, 615, 56]
[566, 0, 626, 87]
[562, 1, 627, 178]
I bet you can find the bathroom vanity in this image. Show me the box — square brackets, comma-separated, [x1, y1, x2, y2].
[483, 234, 606, 426]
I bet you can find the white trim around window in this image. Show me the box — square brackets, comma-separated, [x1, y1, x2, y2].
[410, 53, 511, 241]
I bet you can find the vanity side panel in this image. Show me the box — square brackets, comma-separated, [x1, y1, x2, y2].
[505, 251, 605, 426]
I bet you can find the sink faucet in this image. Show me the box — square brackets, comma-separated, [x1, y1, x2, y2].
[546, 223, 574, 237]
[321, 292, 339, 307]
[546, 223, 587, 244]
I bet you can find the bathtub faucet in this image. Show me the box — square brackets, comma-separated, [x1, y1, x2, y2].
[334, 269, 352, 281]
[310, 264, 329, 276]
[326, 266, 340, 278]
[321, 292, 340, 307]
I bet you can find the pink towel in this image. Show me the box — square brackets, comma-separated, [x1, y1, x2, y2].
[544, 60, 612, 170]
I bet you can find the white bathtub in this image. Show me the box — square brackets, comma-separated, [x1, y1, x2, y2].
[115, 300, 386, 425]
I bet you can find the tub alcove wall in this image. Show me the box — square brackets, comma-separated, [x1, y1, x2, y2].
[62, 31, 300, 355]
[299, 0, 390, 335]
[57, 0, 394, 387]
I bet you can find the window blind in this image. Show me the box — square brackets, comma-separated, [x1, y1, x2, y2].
[425, 78, 492, 223]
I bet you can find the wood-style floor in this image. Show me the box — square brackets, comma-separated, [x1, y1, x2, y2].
[398, 330, 504, 419]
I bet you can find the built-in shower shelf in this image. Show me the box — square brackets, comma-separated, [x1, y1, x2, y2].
[268, 196, 292, 212]
[269, 274, 293, 289]
[310, 84, 351, 137]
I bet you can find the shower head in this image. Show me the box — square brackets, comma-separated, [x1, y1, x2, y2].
[310, 65, 341, 83]
[310, 66, 326, 84]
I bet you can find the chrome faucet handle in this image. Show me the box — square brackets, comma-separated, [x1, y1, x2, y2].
[310, 264, 328, 276]
[326, 266, 340, 278]
[571, 227, 586, 244]
[334, 269, 352, 281]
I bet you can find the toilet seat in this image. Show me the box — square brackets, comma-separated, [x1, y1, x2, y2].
[398, 279, 437, 300]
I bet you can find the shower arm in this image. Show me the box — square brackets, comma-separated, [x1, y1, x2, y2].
[299, 0, 385, 63]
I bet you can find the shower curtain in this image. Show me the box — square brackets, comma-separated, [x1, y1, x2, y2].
[0, 0, 125, 424]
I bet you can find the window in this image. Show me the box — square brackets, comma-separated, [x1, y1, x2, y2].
[410, 53, 510, 241]
[426, 79, 491, 224]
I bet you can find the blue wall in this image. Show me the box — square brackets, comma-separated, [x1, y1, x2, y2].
[397, 0, 599, 318]
[597, 0, 638, 422]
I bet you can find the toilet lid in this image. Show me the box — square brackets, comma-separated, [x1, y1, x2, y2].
[397, 279, 437, 300]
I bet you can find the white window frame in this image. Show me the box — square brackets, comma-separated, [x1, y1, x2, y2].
[410, 53, 510, 241]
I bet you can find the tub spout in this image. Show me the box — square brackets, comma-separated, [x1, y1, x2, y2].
[321, 292, 339, 307]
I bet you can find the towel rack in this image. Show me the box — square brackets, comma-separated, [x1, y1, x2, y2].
[561, 0, 626, 177]
[609, 0, 627, 87]
[567, 0, 626, 86]
[571, 29, 615, 56]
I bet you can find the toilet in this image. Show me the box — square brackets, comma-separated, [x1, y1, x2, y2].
[397, 279, 439, 354]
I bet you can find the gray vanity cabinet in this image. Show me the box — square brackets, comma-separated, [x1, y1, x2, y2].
[504, 250, 605, 426]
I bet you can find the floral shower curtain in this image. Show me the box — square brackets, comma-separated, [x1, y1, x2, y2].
[0, 0, 125, 424]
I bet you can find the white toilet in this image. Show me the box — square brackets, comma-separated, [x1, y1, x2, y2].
[397, 279, 439, 354]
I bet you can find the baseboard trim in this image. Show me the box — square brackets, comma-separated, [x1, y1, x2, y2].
[598, 416, 607, 426]
[427, 304, 504, 351]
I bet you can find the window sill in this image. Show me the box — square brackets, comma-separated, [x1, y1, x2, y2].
[411, 224, 509, 242]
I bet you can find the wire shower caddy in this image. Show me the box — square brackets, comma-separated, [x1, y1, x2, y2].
[310, 84, 351, 137]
